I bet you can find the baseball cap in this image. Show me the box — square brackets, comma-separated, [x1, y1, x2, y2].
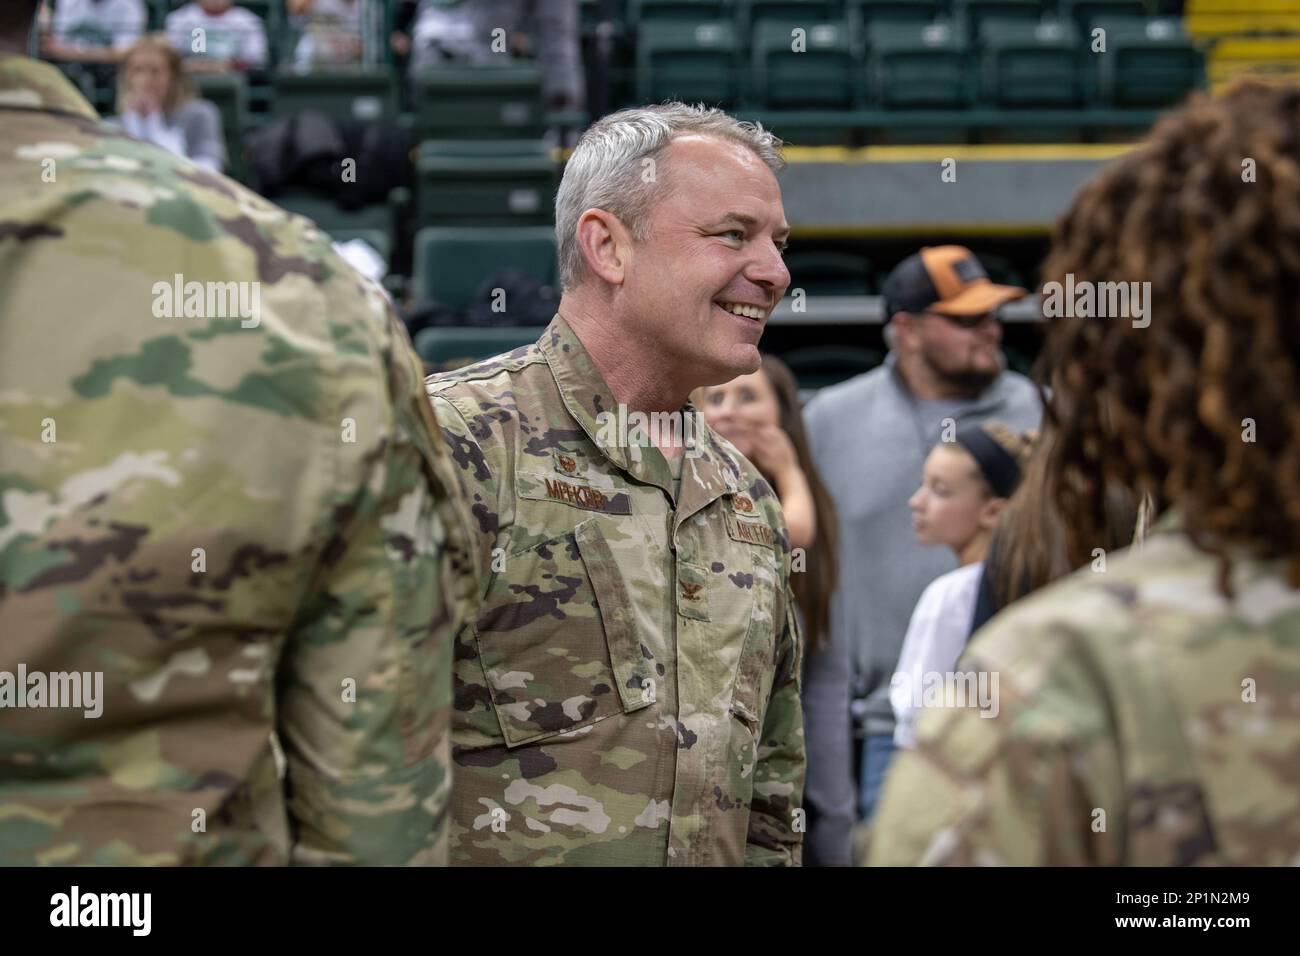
[881, 246, 1027, 320]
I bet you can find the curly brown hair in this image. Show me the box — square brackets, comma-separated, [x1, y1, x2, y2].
[1036, 79, 1300, 594]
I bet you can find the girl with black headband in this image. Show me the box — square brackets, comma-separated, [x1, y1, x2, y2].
[889, 421, 1034, 750]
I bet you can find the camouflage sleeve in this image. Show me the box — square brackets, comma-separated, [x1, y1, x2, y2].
[278, 308, 472, 866]
[866, 637, 1126, 866]
[427, 391, 504, 576]
[745, 582, 807, 866]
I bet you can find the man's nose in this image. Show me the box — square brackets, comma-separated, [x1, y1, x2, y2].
[747, 242, 790, 300]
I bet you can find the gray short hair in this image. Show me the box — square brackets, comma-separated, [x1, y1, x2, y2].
[555, 103, 785, 292]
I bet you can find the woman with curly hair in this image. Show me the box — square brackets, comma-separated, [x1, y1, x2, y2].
[869, 80, 1300, 866]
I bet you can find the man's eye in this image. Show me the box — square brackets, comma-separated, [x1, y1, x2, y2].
[720, 230, 744, 241]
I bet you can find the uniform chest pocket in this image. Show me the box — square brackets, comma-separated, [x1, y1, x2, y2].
[474, 517, 654, 748]
[728, 544, 780, 733]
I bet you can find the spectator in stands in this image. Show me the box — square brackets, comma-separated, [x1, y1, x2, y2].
[39, 0, 145, 65]
[891, 422, 1033, 751]
[803, 246, 1041, 831]
[113, 33, 226, 173]
[287, 0, 364, 69]
[698, 355, 850, 867]
[166, 0, 267, 74]
[407, 0, 584, 112]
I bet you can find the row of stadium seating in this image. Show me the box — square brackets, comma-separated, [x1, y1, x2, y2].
[632, 16, 1202, 111]
[584, 0, 1184, 33]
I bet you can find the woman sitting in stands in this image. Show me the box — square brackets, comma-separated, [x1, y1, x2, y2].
[114, 34, 226, 174]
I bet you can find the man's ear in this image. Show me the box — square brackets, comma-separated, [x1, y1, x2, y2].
[891, 312, 922, 353]
[575, 208, 631, 286]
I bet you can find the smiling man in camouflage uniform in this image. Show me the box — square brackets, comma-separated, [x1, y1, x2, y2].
[0, 1, 475, 866]
[428, 104, 805, 866]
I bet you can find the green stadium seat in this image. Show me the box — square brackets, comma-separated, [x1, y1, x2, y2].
[781, 344, 883, 390]
[868, 21, 972, 109]
[272, 68, 397, 122]
[414, 326, 546, 371]
[190, 73, 248, 181]
[1095, 18, 1204, 108]
[956, 0, 1046, 38]
[847, 0, 943, 36]
[414, 143, 557, 227]
[411, 65, 545, 140]
[784, 251, 875, 295]
[637, 21, 741, 106]
[277, 192, 397, 239]
[418, 140, 553, 159]
[741, 1, 840, 33]
[630, 1, 733, 23]
[980, 18, 1082, 107]
[412, 226, 557, 309]
[1059, 0, 1147, 37]
[752, 20, 856, 109]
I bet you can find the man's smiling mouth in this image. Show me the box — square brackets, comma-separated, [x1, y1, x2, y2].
[714, 300, 769, 321]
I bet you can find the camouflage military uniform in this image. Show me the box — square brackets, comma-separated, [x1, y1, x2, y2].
[427, 316, 805, 866]
[0, 56, 476, 865]
[868, 513, 1300, 866]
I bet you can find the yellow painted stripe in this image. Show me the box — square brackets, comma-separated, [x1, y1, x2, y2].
[1211, 37, 1300, 58]
[780, 143, 1138, 163]
[1187, 16, 1300, 35]
[789, 222, 1055, 238]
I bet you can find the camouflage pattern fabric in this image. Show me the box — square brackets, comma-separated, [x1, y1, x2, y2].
[868, 512, 1300, 866]
[427, 316, 806, 866]
[0, 56, 477, 866]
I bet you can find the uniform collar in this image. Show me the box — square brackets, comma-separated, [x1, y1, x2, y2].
[538, 314, 743, 516]
[0, 55, 98, 121]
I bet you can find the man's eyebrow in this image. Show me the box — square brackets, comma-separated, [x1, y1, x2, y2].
[706, 212, 792, 240]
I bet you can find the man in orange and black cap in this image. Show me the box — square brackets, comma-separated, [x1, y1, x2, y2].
[798, 247, 1042, 864]
[880, 245, 1028, 395]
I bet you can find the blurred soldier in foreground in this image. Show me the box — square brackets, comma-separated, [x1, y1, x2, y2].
[0, 0, 475, 865]
[428, 104, 805, 865]
[870, 80, 1300, 865]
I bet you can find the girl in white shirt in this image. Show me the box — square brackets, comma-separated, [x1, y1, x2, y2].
[891, 421, 1034, 749]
